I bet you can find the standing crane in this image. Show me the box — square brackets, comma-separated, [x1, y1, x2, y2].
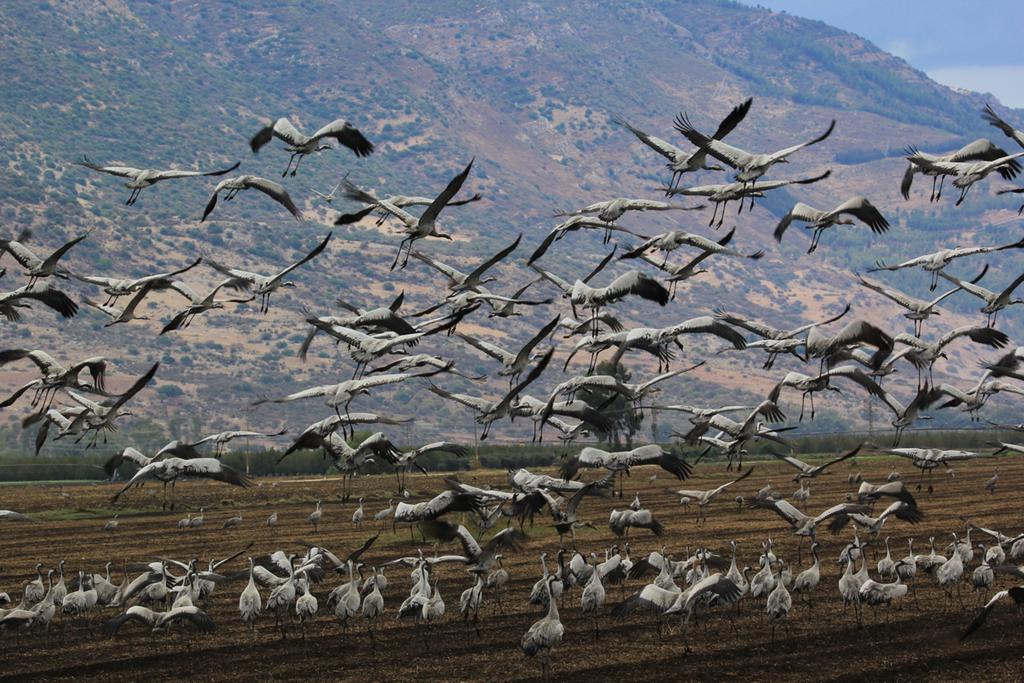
[521, 555, 564, 677]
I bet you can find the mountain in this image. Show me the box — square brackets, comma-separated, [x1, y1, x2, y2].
[1, 0, 1022, 455]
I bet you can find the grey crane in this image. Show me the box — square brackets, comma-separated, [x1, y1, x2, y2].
[936, 380, 1024, 421]
[613, 571, 742, 647]
[982, 346, 1024, 382]
[76, 157, 240, 204]
[250, 116, 373, 175]
[299, 321, 433, 376]
[680, 402, 791, 464]
[765, 561, 793, 643]
[354, 499, 366, 532]
[631, 232, 746, 299]
[580, 318, 744, 373]
[527, 215, 647, 264]
[542, 364, 702, 433]
[239, 557, 262, 633]
[83, 282, 157, 327]
[376, 438, 470, 492]
[672, 467, 753, 524]
[857, 479, 918, 507]
[983, 104, 1024, 149]
[747, 498, 870, 559]
[938, 264, 1024, 326]
[893, 325, 1009, 386]
[278, 413, 410, 459]
[806, 319, 894, 374]
[900, 138, 1020, 201]
[59, 362, 158, 448]
[173, 427, 288, 457]
[0, 348, 108, 411]
[0, 232, 88, 288]
[768, 366, 886, 421]
[664, 170, 832, 227]
[277, 433, 399, 490]
[560, 444, 692, 497]
[554, 197, 705, 227]
[112, 456, 251, 507]
[341, 160, 474, 270]
[841, 500, 924, 537]
[201, 175, 302, 222]
[334, 188, 481, 225]
[513, 392, 614, 445]
[421, 519, 524, 573]
[878, 445, 995, 492]
[858, 567, 908, 620]
[160, 279, 254, 334]
[675, 111, 834, 190]
[0, 285, 78, 322]
[620, 226, 763, 267]
[414, 289, 553, 331]
[872, 384, 944, 447]
[961, 586, 1024, 640]
[369, 353, 485, 381]
[531, 249, 670, 332]
[0, 510, 36, 523]
[904, 146, 1024, 205]
[774, 197, 889, 252]
[648, 402, 752, 436]
[768, 443, 863, 482]
[393, 490, 486, 526]
[792, 543, 822, 605]
[447, 234, 523, 293]
[208, 232, 331, 313]
[255, 373, 423, 433]
[456, 315, 559, 386]
[103, 605, 214, 635]
[76, 257, 202, 306]
[857, 273, 961, 337]
[310, 176, 346, 205]
[990, 441, 1024, 457]
[609, 506, 665, 538]
[713, 303, 850, 369]
[520, 560, 564, 677]
[613, 96, 752, 188]
[529, 479, 607, 547]
[299, 290, 416, 359]
[996, 186, 1024, 213]
[868, 237, 1024, 290]
[427, 348, 553, 440]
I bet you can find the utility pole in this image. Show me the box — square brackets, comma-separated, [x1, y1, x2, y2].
[472, 418, 481, 470]
[243, 406, 252, 476]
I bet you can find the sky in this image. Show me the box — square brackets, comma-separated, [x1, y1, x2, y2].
[738, 1, 1024, 108]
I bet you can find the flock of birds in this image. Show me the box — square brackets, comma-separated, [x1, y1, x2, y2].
[3, 98, 1024, 674]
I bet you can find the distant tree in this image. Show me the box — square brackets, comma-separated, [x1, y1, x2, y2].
[583, 360, 642, 449]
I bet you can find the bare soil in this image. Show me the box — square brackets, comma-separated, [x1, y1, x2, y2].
[0, 455, 1022, 681]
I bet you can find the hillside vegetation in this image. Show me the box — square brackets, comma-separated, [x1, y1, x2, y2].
[1, 0, 1022, 453]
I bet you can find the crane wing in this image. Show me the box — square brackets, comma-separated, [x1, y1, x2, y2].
[420, 159, 474, 227]
[309, 119, 374, 157]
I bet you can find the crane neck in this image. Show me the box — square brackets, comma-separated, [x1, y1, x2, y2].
[545, 578, 560, 620]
